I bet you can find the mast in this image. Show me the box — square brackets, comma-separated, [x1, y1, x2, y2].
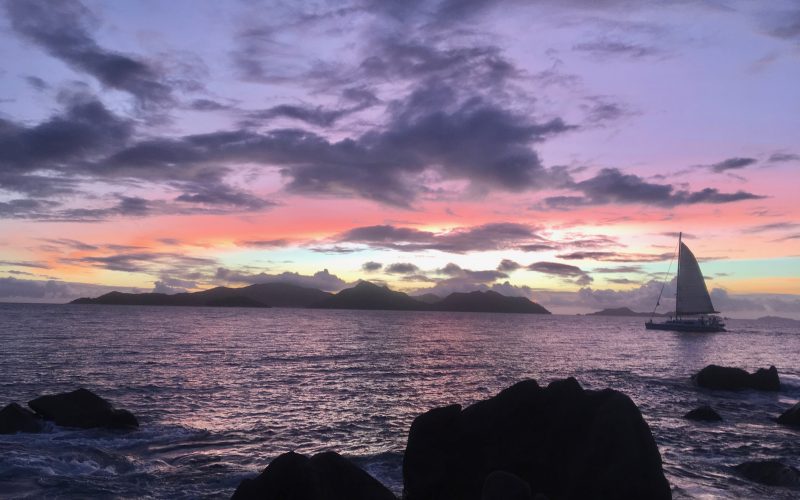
[675, 232, 682, 319]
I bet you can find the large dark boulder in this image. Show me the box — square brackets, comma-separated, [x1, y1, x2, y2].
[684, 405, 722, 422]
[403, 378, 671, 500]
[28, 388, 138, 430]
[0, 403, 43, 434]
[481, 470, 533, 500]
[777, 401, 800, 428]
[735, 460, 800, 487]
[694, 365, 780, 391]
[231, 451, 396, 500]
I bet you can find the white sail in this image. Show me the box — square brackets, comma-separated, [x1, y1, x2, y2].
[676, 242, 717, 315]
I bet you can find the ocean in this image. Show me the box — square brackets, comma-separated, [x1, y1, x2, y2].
[0, 303, 798, 498]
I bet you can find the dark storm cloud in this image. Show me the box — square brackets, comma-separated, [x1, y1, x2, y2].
[362, 261, 383, 272]
[385, 262, 420, 274]
[707, 157, 757, 173]
[5, 0, 173, 109]
[541, 168, 764, 209]
[497, 259, 521, 272]
[336, 222, 543, 253]
[573, 39, 662, 59]
[556, 251, 672, 262]
[607, 278, 639, 284]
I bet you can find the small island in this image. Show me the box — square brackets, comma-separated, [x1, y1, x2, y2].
[586, 307, 667, 317]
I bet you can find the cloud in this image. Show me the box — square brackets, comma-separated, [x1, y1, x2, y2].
[65, 251, 216, 273]
[497, 259, 521, 272]
[238, 239, 291, 248]
[214, 267, 347, 291]
[593, 265, 644, 274]
[555, 251, 671, 262]
[768, 152, 799, 163]
[175, 182, 274, 210]
[0, 89, 132, 177]
[707, 157, 757, 173]
[385, 262, 420, 274]
[5, 0, 173, 109]
[361, 261, 382, 272]
[528, 261, 593, 285]
[742, 222, 800, 234]
[336, 222, 544, 253]
[189, 99, 230, 111]
[24, 75, 48, 91]
[573, 39, 662, 59]
[541, 168, 765, 208]
[0, 276, 142, 302]
[0, 260, 50, 269]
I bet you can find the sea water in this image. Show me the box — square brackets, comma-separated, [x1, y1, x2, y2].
[1, 303, 799, 498]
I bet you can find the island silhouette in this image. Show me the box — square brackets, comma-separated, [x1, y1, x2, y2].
[72, 280, 551, 314]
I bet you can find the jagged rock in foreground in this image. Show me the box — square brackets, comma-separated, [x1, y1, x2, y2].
[0, 402, 43, 434]
[694, 365, 780, 391]
[403, 378, 671, 500]
[735, 460, 800, 487]
[231, 451, 396, 500]
[28, 388, 138, 430]
[777, 401, 800, 428]
[684, 405, 722, 422]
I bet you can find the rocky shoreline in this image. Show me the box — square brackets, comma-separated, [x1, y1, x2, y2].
[2, 364, 799, 498]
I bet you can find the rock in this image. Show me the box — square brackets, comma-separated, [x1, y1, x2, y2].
[402, 378, 671, 500]
[481, 470, 533, 500]
[751, 366, 781, 391]
[777, 401, 800, 427]
[231, 451, 396, 500]
[28, 388, 138, 430]
[694, 364, 780, 391]
[735, 460, 800, 487]
[684, 405, 722, 422]
[0, 402, 43, 434]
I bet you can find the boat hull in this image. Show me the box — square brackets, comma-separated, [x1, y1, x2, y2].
[645, 320, 725, 333]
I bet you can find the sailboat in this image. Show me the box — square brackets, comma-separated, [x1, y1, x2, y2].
[645, 232, 725, 332]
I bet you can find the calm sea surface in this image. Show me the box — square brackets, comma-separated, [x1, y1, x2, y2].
[0, 303, 799, 498]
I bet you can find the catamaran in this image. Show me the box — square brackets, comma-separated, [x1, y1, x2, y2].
[645, 232, 725, 332]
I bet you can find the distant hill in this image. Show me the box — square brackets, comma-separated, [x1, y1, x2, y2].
[313, 281, 428, 311]
[72, 282, 331, 308]
[587, 307, 667, 317]
[415, 293, 442, 305]
[433, 290, 550, 314]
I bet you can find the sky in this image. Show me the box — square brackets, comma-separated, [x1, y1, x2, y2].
[0, 0, 799, 318]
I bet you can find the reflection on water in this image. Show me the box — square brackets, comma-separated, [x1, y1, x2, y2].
[0, 304, 799, 498]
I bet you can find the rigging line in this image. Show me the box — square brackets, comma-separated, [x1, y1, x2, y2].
[651, 237, 680, 320]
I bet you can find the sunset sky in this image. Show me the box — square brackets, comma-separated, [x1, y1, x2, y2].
[1, 0, 799, 317]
